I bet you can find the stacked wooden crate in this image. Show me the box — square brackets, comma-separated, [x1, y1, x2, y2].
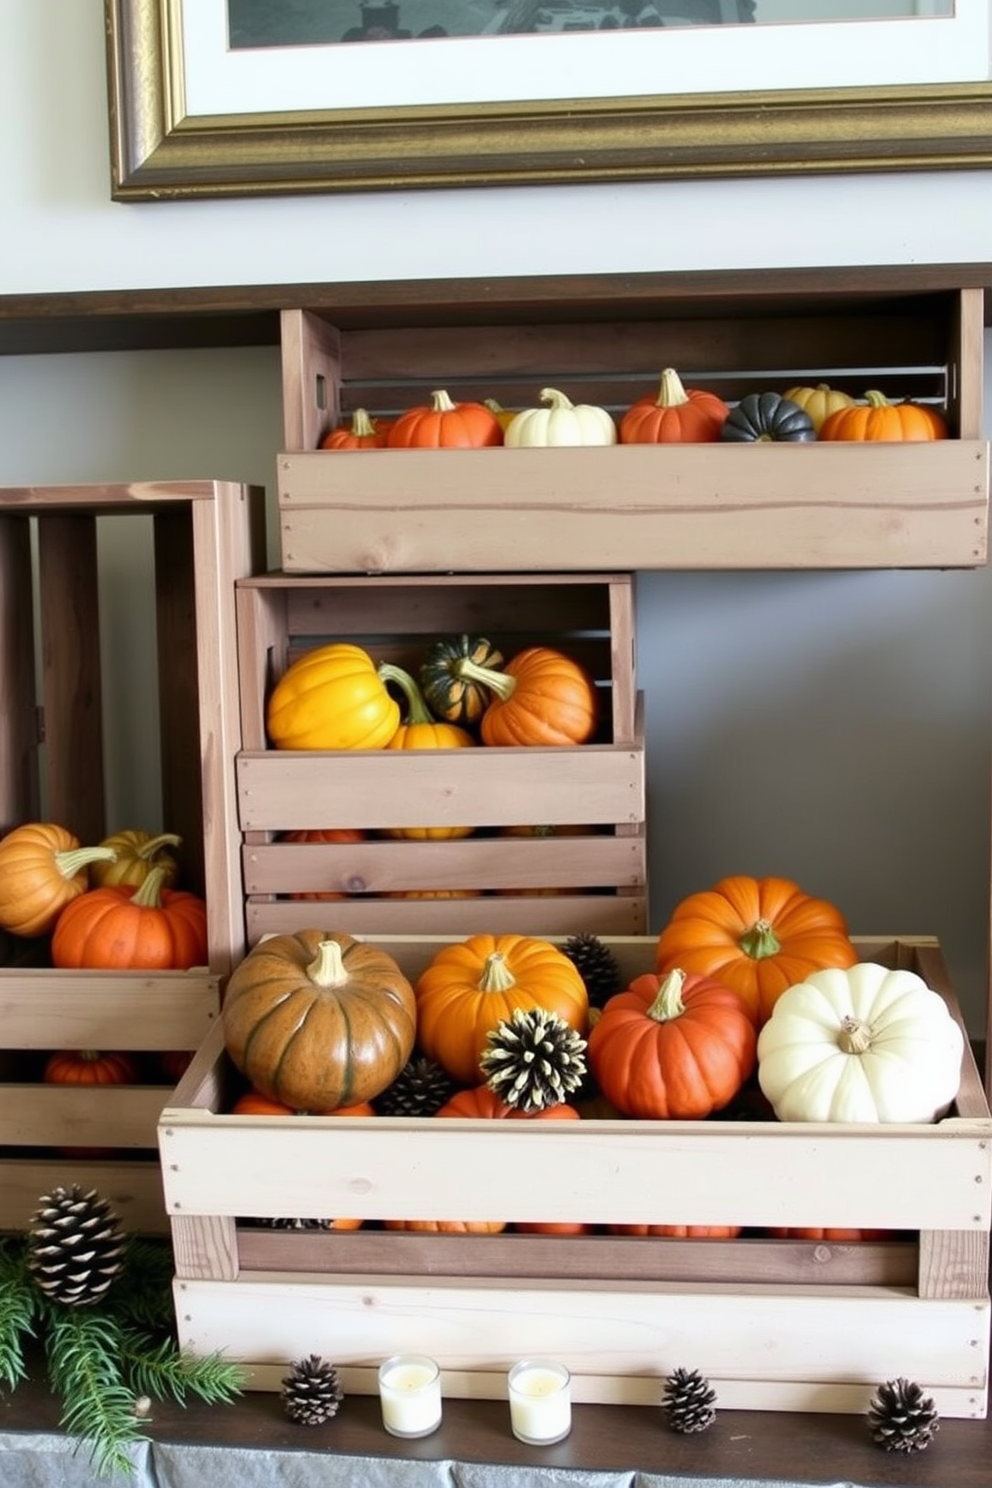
[161, 275, 990, 1412]
[0, 481, 262, 1233]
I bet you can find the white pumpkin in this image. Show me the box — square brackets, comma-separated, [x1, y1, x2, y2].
[756, 962, 963, 1124]
[504, 387, 617, 448]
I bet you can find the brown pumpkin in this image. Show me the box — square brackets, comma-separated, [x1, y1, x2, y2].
[222, 930, 417, 1111]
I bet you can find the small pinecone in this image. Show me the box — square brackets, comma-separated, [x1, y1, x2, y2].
[260, 1216, 333, 1231]
[282, 1354, 345, 1425]
[26, 1185, 127, 1307]
[867, 1377, 939, 1453]
[661, 1367, 717, 1434]
[374, 1055, 456, 1117]
[480, 1006, 587, 1112]
[562, 933, 623, 1008]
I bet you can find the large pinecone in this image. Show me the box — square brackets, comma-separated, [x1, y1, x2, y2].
[374, 1055, 456, 1117]
[661, 1367, 717, 1434]
[282, 1354, 345, 1425]
[26, 1185, 127, 1307]
[867, 1377, 939, 1453]
[562, 933, 623, 1008]
[479, 1006, 586, 1111]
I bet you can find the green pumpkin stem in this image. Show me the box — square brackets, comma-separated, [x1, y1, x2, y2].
[350, 408, 377, 437]
[738, 917, 781, 960]
[644, 968, 687, 1022]
[54, 845, 117, 881]
[478, 952, 518, 995]
[655, 368, 690, 408]
[306, 938, 349, 988]
[377, 662, 434, 724]
[129, 863, 170, 908]
[863, 389, 893, 408]
[455, 654, 516, 704]
[135, 832, 182, 861]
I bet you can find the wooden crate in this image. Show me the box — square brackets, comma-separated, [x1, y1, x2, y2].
[237, 572, 647, 935]
[0, 481, 263, 1232]
[160, 936, 990, 1417]
[277, 287, 988, 573]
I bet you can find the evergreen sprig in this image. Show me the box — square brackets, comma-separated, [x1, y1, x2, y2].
[44, 1305, 144, 1479]
[119, 1327, 247, 1409]
[0, 1239, 38, 1389]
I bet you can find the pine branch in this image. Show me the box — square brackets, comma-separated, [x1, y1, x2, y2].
[42, 1303, 147, 1479]
[0, 1240, 38, 1390]
[120, 1326, 247, 1406]
[106, 1238, 176, 1332]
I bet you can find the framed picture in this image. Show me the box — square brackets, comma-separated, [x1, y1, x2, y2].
[106, 0, 992, 200]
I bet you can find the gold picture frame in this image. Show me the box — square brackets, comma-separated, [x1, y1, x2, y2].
[106, 0, 992, 200]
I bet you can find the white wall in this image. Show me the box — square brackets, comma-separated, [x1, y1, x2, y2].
[2, 0, 991, 1033]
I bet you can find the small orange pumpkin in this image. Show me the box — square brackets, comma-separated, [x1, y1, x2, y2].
[768, 1227, 888, 1241]
[43, 1049, 140, 1159]
[608, 1223, 742, 1239]
[819, 389, 948, 441]
[387, 389, 503, 449]
[619, 368, 729, 444]
[319, 408, 388, 450]
[455, 646, 599, 747]
[51, 865, 209, 970]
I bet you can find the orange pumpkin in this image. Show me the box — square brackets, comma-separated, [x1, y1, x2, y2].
[0, 822, 117, 938]
[43, 1049, 139, 1159]
[415, 933, 589, 1085]
[319, 408, 388, 450]
[654, 875, 858, 1026]
[381, 664, 476, 841]
[608, 1223, 742, 1239]
[51, 865, 209, 970]
[588, 967, 756, 1120]
[768, 1227, 888, 1241]
[384, 1218, 506, 1234]
[619, 368, 729, 444]
[387, 389, 502, 449]
[819, 389, 948, 441]
[456, 646, 599, 747]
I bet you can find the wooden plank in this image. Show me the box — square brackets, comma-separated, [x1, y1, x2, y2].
[0, 1083, 170, 1148]
[0, 1157, 168, 1234]
[0, 970, 220, 1048]
[281, 309, 341, 452]
[246, 893, 648, 940]
[277, 441, 989, 573]
[172, 1277, 990, 1415]
[0, 511, 37, 831]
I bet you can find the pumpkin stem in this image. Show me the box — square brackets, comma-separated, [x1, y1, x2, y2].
[377, 662, 433, 724]
[306, 938, 350, 989]
[350, 408, 377, 438]
[539, 387, 575, 412]
[429, 389, 458, 413]
[477, 951, 518, 994]
[54, 845, 118, 881]
[655, 368, 690, 408]
[129, 863, 170, 908]
[454, 654, 517, 704]
[644, 968, 687, 1022]
[134, 832, 182, 861]
[837, 1015, 873, 1055]
[863, 389, 893, 408]
[738, 917, 781, 960]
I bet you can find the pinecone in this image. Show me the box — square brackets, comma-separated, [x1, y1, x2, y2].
[562, 933, 623, 1008]
[867, 1377, 939, 1453]
[661, 1367, 717, 1434]
[373, 1055, 456, 1117]
[26, 1185, 127, 1307]
[282, 1354, 344, 1425]
[259, 1216, 334, 1231]
[479, 1006, 587, 1112]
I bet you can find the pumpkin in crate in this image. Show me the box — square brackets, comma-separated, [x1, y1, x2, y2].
[818, 389, 948, 441]
[384, 1218, 506, 1235]
[319, 408, 389, 450]
[266, 643, 401, 752]
[454, 646, 599, 747]
[419, 634, 505, 726]
[608, 1223, 742, 1239]
[719, 393, 816, 443]
[619, 368, 729, 444]
[387, 389, 503, 448]
[282, 827, 367, 901]
[415, 934, 588, 1085]
[504, 387, 617, 447]
[588, 967, 756, 1120]
[0, 822, 117, 938]
[381, 665, 476, 841]
[756, 962, 964, 1124]
[51, 865, 208, 970]
[655, 874, 859, 1026]
[43, 1049, 140, 1159]
[222, 929, 417, 1111]
[89, 829, 183, 891]
[768, 1227, 888, 1241]
[782, 383, 857, 434]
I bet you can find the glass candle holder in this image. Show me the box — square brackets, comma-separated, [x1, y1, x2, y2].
[377, 1354, 443, 1438]
[507, 1358, 572, 1445]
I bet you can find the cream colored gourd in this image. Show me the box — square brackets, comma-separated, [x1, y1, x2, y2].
[756, 962, 963, 1124]
[504, 388, 617, 448]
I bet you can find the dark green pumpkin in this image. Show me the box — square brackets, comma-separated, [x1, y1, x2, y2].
[419, 634, 504, 725]
[720, 393, 816, 444]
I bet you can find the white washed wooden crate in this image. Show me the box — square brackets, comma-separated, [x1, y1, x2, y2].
[159, 935, 990, 1416]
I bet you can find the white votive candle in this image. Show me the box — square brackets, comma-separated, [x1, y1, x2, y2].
[377, 1354, 442, 1438]
[507, 1359, 572, 1445]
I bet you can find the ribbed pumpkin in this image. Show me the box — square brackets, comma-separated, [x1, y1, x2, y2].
[415, 933, 589, 1085]
[608, 1223, 742, 1239]
[454, 646, 599, 747]
[619, 368, 729, 444]
[43, 1049, 139, 1087]
[782, 383, 857, 433]
[266, 643, 401, 751]
[504, 387, 617, 447]
[89, 829, 182, 891]
[818, 389, 948, 441]
[0, 822, 116, 938]
[587, 968, 756, 1120]
[222, 930, 417, 1111]
[655, 875, 859, 1026]
[719, 393, 816, 444]
[435, 1085, 581, 1122]
[419, 634, 505, 726]
[387, 389, 502, 448]
[282, 827, 367, 902]
[318, 407, 388, 450]
[51, 865, 208, 970]
[384, 1218, 506, 1235]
